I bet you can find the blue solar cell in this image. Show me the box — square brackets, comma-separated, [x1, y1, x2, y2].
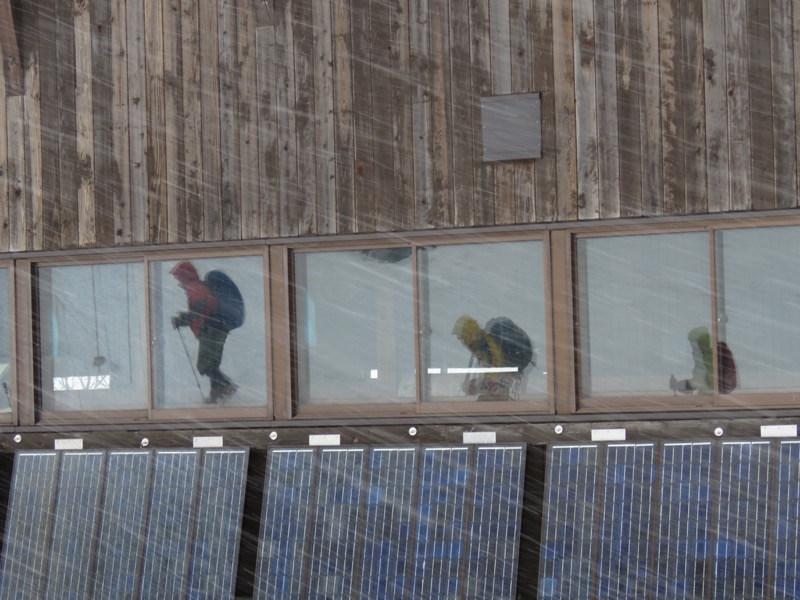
[0, 452, 60, 598]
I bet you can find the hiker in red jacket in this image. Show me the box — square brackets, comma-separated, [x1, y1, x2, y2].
[170, 261, 237, 403]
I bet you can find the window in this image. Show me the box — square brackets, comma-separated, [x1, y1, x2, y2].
[716, 226, 800, 394]
[38, 262, 148, 413]
[292, 239, 549, 412]
[0, 268, 12, 417]
[150, 255, 268, 410]
[37, 252, 268, 418]
[575, 232, 712, 401]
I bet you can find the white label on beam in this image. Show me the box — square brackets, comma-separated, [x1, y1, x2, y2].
[309, 434, 341, 446]
[761, 424, 798, 438]
[591, 428, 626, 442]
[193, 436, 224, 448]
[54, 438, 84, 450]
[463, 431, 497, 444]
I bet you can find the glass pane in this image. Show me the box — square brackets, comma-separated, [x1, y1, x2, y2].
[421, 241, 547, 402]
[151, 256, 267, 408]
[294, 249, 415, 406]
[577, 233, 712, 398]
[0, 269, 11, 415]
[39, 263, 147, 412]
[717, 227, 800, 392]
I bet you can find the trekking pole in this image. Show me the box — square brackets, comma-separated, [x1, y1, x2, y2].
[177, 327, 205, 401]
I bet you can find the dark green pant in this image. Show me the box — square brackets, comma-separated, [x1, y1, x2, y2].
[197, 323, 231, 390]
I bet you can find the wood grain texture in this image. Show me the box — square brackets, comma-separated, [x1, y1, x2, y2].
[0, 0, 799, 251]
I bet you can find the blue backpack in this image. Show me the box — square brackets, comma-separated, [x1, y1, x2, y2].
[204, 270, 245, 330]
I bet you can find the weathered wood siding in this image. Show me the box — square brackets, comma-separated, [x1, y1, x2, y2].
[0, 0, 797, 250]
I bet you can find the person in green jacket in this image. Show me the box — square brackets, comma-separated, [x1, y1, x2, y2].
[670, 326, 713, 394]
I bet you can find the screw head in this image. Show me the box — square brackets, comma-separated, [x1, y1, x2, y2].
[714, 427, 724, 437]
[408, 427, 418, 437]
[554, 425, 564, 435]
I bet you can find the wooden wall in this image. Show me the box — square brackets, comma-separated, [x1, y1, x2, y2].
[0, 0, 797, 251]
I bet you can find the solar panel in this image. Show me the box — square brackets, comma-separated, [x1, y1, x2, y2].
[92, 450, 152, 599]
[774, 441, 800, 599]
[254, 445, 527, 600]
[307, 448, 366, 599]
[0, 451, 59, 598]
[595, 443, 656, 600]
[139, 449, 201, 598]
[187, 448, 250, 599]
[712, 441, 771, 600]
[255, 448, 316, 599]
[44, 451, 106, 599]
[539, 444, 600, 600]
[357, 447, 417, 599]
[0, 448, 250, 600]
[464, 445, 526, 600]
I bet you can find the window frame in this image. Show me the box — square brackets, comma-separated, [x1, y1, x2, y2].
[567, 217, 800, 414]
[285, 232, 555, 418]
[30, 247, 273, 425]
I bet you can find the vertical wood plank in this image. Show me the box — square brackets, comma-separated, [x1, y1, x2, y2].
[371, 0, 398, 231]
[510, 0, 535, 223]
[769, 0, 796, 209]
[111, 0, 132, 244]
[0, 0, 22, 94]
[681, 0, 706, 213]
[725, 0, 751, 211]
[56, 0, 78, 247]
[351, 0, 375, 231]
[429, 0, 453, 228]
[448, 0, 474, 227]
[532, 0, 558, 222]
[748, 0, 774, 210]
[219, 0, 241, 240]
[7, 97, 25, 251]
[410, 0, 433, 228]
[332, 0, 355, 233]
[658, 0, 685, 214]
[470, 0, 495, 225]
[552, 0, 577, 220]
[702, 0, 730, 212]
[616, 0, 643, 217]
[795, 0, 800, 208]
[163, 0, 186, 242]
[238, 0, 260, 238]
[90, 0, 114, 246]
[0, 44, 8, 251]
[181, 0, 203, 240]
[199, 0, 222, 239]
[313, 0, 336, 235]
[573, 0, 599, 219]
[595, 0, 619, 218]
[37, 0, 61, 250]
[390, 0, 415, 231]
[25, 50, 42, 250]
[145, 0, 167, 243]
[74, 0, 95, 247]
[491, 0, 515, 225]
[293, 0, 316, 235]
[274, 0, 298, 237]
[640, 0, 662, 215]
[127, 0, 147, 243]
[256, 23, 280, 238]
